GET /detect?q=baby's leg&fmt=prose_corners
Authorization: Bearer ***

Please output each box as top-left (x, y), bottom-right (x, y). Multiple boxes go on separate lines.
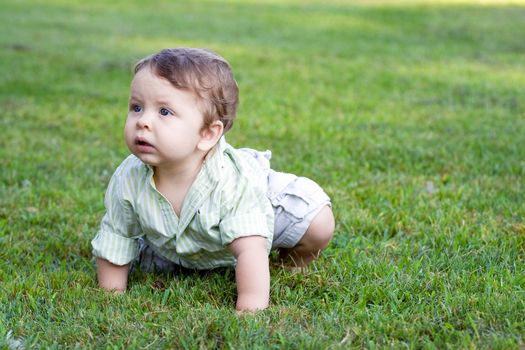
top-left (268, 170), bottom-right (335, 268)
top-left (279, 205), bottom-right (334, 267)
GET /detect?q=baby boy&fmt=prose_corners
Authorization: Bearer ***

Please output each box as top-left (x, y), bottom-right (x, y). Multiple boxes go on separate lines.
top-left (91, 48), bottom-right (335, 311)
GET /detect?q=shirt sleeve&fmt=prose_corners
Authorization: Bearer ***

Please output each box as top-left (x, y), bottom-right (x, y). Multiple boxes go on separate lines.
top-left (91, 167), bottom-right (143, 266)
top-left (219, 177), bottom-right (274, 252)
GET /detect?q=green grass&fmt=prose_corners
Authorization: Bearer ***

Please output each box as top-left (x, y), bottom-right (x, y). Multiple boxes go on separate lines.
top-left (1, 0), bottom-right (524, 348)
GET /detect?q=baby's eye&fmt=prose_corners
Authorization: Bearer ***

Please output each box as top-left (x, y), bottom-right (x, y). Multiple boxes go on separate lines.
top-left (159, 108), bottom-right (172, 116)
top-left (132, 104), bottom-right (142, 113)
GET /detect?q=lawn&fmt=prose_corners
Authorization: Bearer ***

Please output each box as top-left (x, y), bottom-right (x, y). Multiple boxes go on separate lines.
top-left (1, 0), bottom-right (524, 348)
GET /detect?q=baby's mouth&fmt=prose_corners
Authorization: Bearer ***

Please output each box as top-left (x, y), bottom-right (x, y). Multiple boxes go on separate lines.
top-left (136, 138), bottom-right (153, 147)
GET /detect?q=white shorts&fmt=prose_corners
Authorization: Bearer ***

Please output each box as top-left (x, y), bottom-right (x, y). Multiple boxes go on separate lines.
top-left (237, 148), bottom-right (331, 248)
top-left (268, 169), bottom-right (331, 248)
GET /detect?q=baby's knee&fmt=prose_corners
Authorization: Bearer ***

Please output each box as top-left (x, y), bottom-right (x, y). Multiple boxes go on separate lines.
top-left (302, 206), bottom-right (335, 250)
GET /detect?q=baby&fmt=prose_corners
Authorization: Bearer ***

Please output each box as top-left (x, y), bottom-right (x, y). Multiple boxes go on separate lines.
top-left (91, 48), bottom-right (335, 311)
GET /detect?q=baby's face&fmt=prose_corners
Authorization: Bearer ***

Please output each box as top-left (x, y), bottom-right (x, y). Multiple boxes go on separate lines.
top-left (124, 66), bottom-right (206, 169)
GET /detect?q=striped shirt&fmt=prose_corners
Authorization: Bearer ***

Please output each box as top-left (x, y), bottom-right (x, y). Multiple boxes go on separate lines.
top-left (91, 137), bottom-right (274, 269)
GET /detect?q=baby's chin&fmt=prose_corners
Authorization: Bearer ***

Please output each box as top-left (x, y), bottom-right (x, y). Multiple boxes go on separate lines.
top-left (130, 150), bottom-right (158, 166)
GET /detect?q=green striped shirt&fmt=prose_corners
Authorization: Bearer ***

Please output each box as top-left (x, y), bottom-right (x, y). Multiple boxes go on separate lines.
top-left (91, 137), bottom-right (274, 269)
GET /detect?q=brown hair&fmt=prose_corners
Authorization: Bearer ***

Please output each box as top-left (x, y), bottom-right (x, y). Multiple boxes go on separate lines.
top-left (134, 48), bottom-right (239, 133)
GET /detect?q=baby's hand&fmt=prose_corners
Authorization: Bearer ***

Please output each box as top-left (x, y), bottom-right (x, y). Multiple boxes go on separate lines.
top-left (236, 309), bottom-right (256, 316)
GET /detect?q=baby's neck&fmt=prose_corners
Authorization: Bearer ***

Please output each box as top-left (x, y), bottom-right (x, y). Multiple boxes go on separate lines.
top-left (153, 156), bottom-right (206, 217)
top-left (153, 155), bottom-right (205, 186)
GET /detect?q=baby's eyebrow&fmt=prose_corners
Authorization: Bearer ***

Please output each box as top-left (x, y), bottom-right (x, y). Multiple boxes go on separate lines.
top-left (156, 99), bottom-right (173, 106)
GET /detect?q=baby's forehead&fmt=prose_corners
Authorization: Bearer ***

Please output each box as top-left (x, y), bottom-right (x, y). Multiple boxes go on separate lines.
top-left (130, 69), bottom-right (167, 91)
top-left (130, 71), bottom-right (201, 104)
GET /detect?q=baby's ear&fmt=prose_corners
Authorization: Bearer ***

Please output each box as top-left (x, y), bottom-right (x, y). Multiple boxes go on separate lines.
top-left (198, 120), bottom-right (224, 151)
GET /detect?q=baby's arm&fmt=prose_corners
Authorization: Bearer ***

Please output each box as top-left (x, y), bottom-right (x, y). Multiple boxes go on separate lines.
top-left (228, 236), bottom-right (270, 312)
top-left (96, 258), bottom-right (129, 293)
